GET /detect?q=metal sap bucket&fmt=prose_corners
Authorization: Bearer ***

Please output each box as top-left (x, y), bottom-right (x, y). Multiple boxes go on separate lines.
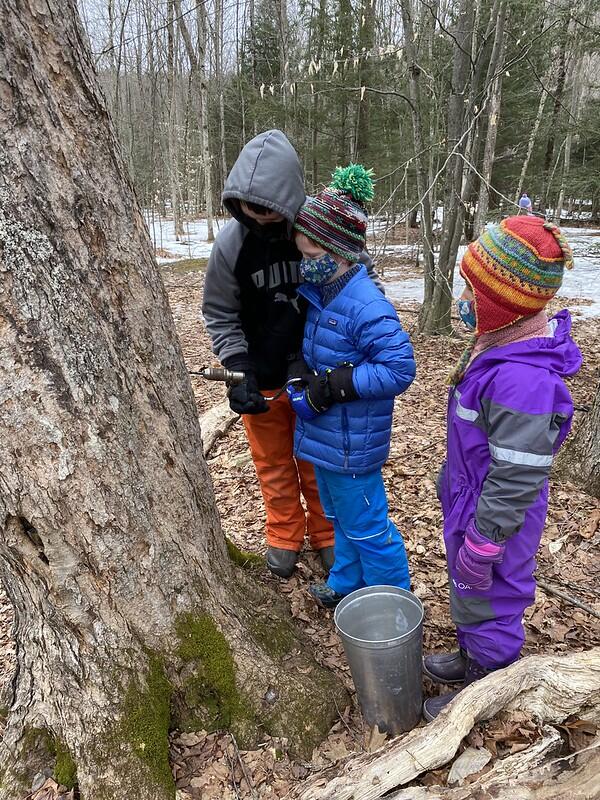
top-left (334, 585), bottom-right (424, 735)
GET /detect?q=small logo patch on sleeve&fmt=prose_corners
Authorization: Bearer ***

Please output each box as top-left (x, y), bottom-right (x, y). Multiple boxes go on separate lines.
top-left (328, 318), bottom-right (338, 326)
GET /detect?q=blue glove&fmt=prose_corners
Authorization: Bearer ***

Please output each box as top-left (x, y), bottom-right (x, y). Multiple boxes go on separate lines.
top-left (286, 384), bottom-right (320, 420)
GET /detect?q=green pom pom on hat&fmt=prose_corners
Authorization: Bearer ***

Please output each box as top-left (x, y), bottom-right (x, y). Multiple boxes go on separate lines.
top-left (294, 162), bottom-right (374, 262)
top-left (330, 163), bottom-right (375, 204)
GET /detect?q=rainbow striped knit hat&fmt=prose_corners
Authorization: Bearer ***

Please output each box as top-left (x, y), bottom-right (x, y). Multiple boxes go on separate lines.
top-left (294, 164), bottom-right (374, 262)
top-left (460, 215), bottom-right (574, 335)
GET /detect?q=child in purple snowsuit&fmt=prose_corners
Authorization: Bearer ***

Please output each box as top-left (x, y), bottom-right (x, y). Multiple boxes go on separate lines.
top-left (423, 215), bottom-right (582, 720)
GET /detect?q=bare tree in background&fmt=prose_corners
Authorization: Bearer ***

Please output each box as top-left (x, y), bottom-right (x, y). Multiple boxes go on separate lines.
top-left (556, 384), bottom-right (600, 499)
top-left (167, 0), bottom-right (185, 238)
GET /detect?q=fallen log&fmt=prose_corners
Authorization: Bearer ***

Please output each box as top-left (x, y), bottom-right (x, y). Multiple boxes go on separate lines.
top-left (387, 725), bottom-right (562, 798)
top-left (387, 730), bottom-right (600, 799)
top-left (199, 400), bottom-right (239, 455)
top-left (286, 648), bottom-right (600, 800)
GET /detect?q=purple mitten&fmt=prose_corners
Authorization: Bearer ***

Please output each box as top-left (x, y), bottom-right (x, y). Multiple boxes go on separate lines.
top-left (455, 520), bottom-right (504, 591)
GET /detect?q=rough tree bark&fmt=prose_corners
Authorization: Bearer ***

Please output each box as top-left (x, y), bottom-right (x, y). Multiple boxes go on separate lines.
top-left (0, 3), bottom-right (347, 799)
top-left (555, 383), bottom-right (600, 499)
top-left (387, 729), bottom-right (600, 799)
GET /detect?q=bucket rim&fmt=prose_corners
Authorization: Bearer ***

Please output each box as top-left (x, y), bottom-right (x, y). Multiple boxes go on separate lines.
top-left (334, 585), bottom-right (424, 646)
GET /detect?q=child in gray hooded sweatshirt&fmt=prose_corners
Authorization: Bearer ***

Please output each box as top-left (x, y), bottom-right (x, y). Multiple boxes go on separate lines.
top-left (202, 130), bottom-right (335, 577)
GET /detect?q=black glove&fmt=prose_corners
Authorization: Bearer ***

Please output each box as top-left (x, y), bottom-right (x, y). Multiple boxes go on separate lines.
top-left (303, 366), bottom-right (359, 413)
top-left (223, 355), bottom-right (268, 415)
top-left (286, 353), bottom-right (310, 381)
top-left (303, 372), bottom-right (333, 413)
top-left (228, 373), bottom-right (269, 415)
top-left (327, 366), bottom-right (359, 404)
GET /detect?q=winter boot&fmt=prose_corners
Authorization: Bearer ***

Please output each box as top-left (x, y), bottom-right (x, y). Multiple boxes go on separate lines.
top-left (423, 648), bottom-right (467, 685)
top-left (266, 547), bottom-right (298, 578)
top-left (318, 546), bottom-right (335, 574)
top-left (309, 582), bottom-right (345, 609)
top-left (423, 656), bottom-right (492, 722)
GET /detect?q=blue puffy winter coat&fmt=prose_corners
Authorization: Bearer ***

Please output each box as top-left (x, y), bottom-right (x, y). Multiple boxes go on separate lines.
top-left (294, 266), bottom-right (416, 473)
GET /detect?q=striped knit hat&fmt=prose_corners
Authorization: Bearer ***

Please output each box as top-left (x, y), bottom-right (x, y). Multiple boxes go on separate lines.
top-left (294, 164), bottom-right (374, 262)
top-left (460, 215), bottom-right (573, 335)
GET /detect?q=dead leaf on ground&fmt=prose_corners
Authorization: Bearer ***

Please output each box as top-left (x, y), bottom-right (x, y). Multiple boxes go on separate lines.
top-left (364, 724), bottom-right (388, 753)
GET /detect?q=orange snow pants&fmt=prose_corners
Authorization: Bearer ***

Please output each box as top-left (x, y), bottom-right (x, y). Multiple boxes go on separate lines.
top-left (243, 391), bottom-right (334, 552)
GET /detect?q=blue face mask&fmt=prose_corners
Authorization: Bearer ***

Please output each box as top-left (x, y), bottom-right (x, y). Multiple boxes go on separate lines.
top-left (457, 299), bottom-right (477, 331)
top-left (300, 253), bottom-right (339, 285)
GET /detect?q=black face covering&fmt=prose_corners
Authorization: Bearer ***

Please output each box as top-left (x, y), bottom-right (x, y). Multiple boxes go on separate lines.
top-left (227, 199), bottom-right (289, 241)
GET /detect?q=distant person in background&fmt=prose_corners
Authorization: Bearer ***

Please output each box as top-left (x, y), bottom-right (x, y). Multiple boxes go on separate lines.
top-left (518, 193), bottom-right (533, 214)
top-left (423, 216), bottom-right (582, 720)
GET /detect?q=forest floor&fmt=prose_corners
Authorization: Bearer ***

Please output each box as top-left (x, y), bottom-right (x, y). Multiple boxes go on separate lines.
top-left (159, 256), bottom-right (600, 800)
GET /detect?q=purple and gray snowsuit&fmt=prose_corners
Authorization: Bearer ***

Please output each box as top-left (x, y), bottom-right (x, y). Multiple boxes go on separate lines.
top-left (440, 311), bottom-right (582, 669)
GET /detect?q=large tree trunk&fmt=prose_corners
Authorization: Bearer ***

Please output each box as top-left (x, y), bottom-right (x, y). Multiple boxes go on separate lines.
top-left (541, 40), bottom-right (568, 212)
top-left (472, 2), bottom-right (507, 238)
top-left (173, 0), bottom-right (215, 242)
top-left (555, 383), bottom-right (600, 499)
top-left (196, 1), bottom-right (215, 242)
top-left (554, 56), bottom-right (583, 225)
top-left (166, 0), bottom-right (185, 239)
top-left (514, 70), bottom-right (552, 203)
top-left (0, 3), bottom-right (346, 799)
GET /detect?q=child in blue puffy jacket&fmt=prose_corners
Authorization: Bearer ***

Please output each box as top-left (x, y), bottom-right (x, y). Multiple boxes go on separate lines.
top-left (288, 165), bottom-right (416, 607)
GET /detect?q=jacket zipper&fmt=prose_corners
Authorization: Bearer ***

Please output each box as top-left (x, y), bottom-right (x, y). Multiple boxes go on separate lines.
top-left (311, 309), bottom-right (324, 367)
top-left (342, 407), bottom-right (350, 468)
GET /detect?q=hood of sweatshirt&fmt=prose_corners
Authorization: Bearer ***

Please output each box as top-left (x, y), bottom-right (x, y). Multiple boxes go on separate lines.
top-left (222, 130), bottom-right (305, 234)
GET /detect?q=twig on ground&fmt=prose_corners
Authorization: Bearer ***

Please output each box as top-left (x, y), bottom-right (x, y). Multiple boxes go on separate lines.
top-left (537, 577), bottom-right (600, 619)
top-left (333, 695), bottom-right (363, 748)
top-left (225, 742), bottom-right (242, 800)
top-left (230, 733), bottom-right (259, 800)
top-left (569, 582), bottom-right (600, 599)
top-left (543, 577), bottom-right (600, 600)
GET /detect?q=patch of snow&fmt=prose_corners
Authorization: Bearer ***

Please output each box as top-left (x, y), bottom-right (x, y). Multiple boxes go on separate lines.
top-left (144, 212), bottom-right (224, 263)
